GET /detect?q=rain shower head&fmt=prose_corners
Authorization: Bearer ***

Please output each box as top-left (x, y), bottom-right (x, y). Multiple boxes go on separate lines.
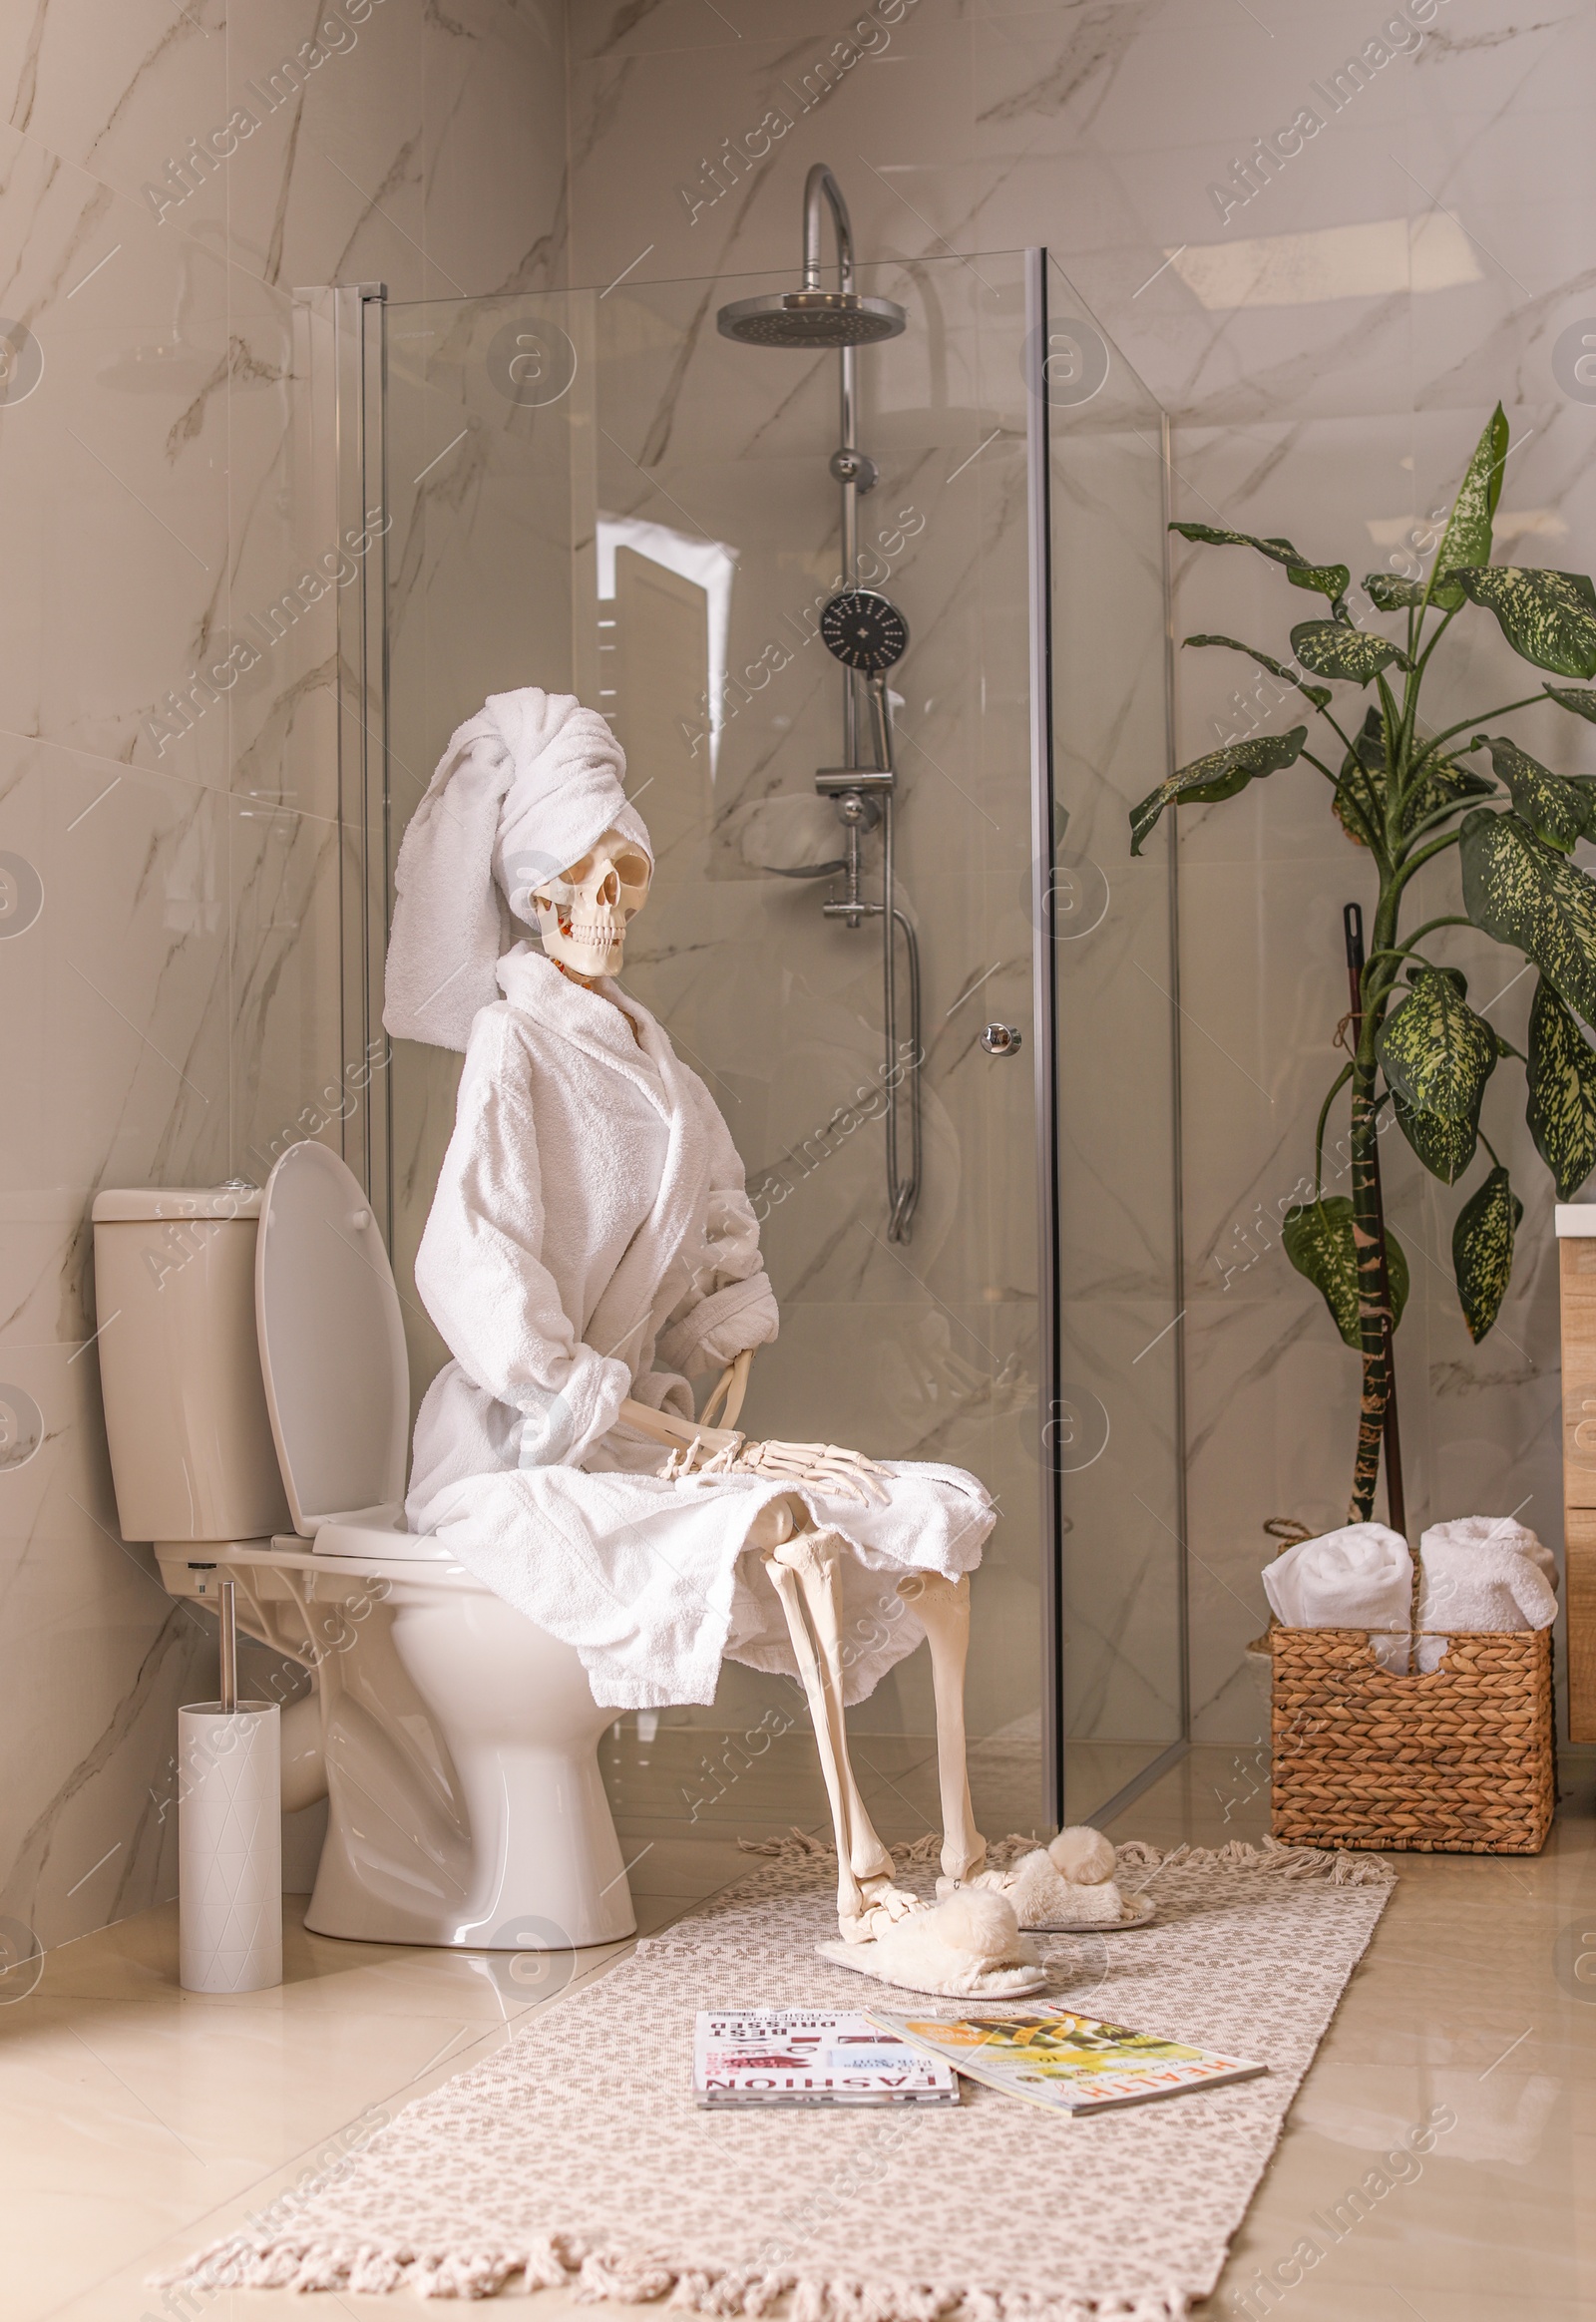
top-left (716, 289), bottom-right (906, 348)
top-left (715, 164), bottom-right (907, 349)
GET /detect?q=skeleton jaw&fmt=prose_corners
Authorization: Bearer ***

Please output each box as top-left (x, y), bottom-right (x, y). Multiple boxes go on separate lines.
top-left (544, 902), bottom-right (625, 976)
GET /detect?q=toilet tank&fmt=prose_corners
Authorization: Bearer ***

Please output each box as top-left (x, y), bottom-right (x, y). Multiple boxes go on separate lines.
top-left (91, 1185), bottom-right (292, 1544)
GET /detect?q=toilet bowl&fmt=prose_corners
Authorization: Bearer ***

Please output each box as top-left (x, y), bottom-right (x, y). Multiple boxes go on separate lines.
top-left (93, 1144), bottom-right (637, 1951)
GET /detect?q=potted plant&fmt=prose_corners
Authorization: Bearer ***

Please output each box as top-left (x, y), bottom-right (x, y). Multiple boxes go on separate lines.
top-left (1134, 404), bottom-right (1596, 1521)
top-left (1131, 407), bottom-right (1584, 1852)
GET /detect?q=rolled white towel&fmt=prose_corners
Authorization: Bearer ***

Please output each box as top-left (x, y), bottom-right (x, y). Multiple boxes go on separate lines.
top-left (1262, 1522), bottom-right (1412, 1631)
top-left (1415, 1518), bottom-right (1557, 1634)
top-left (1420, 1516), bottom-right (1556, 1588)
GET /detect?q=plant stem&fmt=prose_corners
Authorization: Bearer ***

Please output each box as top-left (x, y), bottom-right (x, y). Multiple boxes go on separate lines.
top-left (1397, 797), bottom-right (1477, 852)
top-left (1392, 914), bottom-right (1473, 951)
top-left (1392, 825), bottom-right (1465, 895)
top-left (1407, 695), bottom-right (1548, 778)
top-left (1347, 896), bottom-right (1401, 1526)
top-left (1314, 1062), bottom-right (1353, 1193)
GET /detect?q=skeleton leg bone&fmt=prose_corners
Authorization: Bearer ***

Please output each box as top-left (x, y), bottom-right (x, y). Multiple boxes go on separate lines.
top-left (899, 1571), bottom-right (987, 1884)
top-left (754, 1505), bottom-right (1045, 1995)
top-left (757, 1509), bottom-right (914, 1940)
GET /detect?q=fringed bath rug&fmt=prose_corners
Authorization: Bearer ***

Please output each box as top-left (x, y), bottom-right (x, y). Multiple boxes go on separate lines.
top-left (158, 1833), bottom-right (1394, 2316)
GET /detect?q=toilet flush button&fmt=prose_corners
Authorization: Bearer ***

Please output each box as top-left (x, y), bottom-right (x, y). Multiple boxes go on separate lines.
top-left (349, 1208), bottom-right (370, 1231)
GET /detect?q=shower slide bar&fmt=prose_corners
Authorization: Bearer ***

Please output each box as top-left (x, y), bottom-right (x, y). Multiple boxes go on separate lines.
top-left (720, 164), bottom-right (923, 1241)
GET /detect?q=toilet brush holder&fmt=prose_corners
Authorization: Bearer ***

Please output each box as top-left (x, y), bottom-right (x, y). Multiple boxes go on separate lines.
top-left (180, 1580), bottom-right (282, 1993)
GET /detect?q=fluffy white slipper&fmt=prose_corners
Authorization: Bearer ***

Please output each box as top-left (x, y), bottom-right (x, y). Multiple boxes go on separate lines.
top-left (817, 1888), bottom-right (1048, 1998)
top-left (962, 1827), bottom-right (1140, 1932)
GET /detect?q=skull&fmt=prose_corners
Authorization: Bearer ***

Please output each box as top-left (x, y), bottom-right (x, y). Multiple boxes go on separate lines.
top-left (531, 827), bottom-right (651, 977)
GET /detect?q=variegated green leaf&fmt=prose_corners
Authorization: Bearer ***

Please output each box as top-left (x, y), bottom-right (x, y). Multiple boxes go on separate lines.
top-left (1291, 621), bottom-right (1412, 684)
top-left (1184, 634), bottom-right (1333, 710)
top-left (1544, 683), bottom-right (1596, 722)
top-left (1128, 726), bottom-right (1308, 857)
top-left (1170, 524), bottom-right (1349, 604)
top-left (1286, 561), bottom-right (1355, 602)
top-left (1425, 403), bottom-right (1508, 610)
top-left (1351, 704), bottom-right (1386, 771)
top-left (1470, 732), bottom-right (1595, 852)
top-left (1171, 522), bottom-right (1306, 566)
top-left (1365, 573), bottom-right (1427, 609)
top-left (1448, 568), bottom-right (1596, 679)
top-left (1451, 1165), bottom-right (1521, 1342)
top-left (1283, 1197), bottom-right (1408, 1350)
top-left (1526, 975), bottom-right (1596, 1199)
top-left (1394, 1090), bottom-right (1478, 1185)
top-left (1375, 965), bottom-right (1498, 1120)
top-left (1333, 782), bottom-right (1376, 848)
top-left (1459, 808), bottom-right (1596, 1024)
top-left (1401, 749), bottom-right (1495, 834)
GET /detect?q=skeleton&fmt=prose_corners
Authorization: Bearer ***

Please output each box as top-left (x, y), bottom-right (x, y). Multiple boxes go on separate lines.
top-left (531, 831), bottom-right (1040, 1992)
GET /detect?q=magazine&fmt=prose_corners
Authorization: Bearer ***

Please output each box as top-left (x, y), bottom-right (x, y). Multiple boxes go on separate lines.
top-left (693, 2010), bottom-right (961, 2107)
top-left (868, 2007), bottom-right (1268, 2116)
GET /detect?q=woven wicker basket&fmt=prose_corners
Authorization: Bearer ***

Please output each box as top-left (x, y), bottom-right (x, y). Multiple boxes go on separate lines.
top-left (1270, 1627), bottom-right (1555, 1854)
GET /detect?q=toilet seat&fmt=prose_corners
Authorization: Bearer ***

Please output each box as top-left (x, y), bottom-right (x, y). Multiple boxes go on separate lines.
top-left (255, 1141), bottom-right (413, 1543)
top-left (253, 1144), bottom-right (461, 1567)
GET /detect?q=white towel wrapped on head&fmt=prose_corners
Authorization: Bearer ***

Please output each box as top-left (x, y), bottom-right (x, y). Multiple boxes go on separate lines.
top-left (384, 687), bottom-right (650, 1053)
top-left (1262, 1522), bottom-right (1412, 1632)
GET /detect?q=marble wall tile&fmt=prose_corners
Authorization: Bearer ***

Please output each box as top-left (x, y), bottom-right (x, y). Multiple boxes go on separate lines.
top-left (0, 0), bottom-right (228, 231)
top-left (224, 0), bottom-right (430, 299)
top-left (227, 795), bottom-right (344, 1179)
top-left (0, 125), bottom-right (233, 780)
top-left (422, 0), bottom-right (570, 298)
top-left (0, 0), bottom-right (568, 1954)
top-left (0, 734), bottom-right (230, 1201)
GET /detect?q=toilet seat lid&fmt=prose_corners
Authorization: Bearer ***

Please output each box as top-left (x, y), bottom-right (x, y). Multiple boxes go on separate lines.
top-left (255, 1142), bottom-right (410, 1532)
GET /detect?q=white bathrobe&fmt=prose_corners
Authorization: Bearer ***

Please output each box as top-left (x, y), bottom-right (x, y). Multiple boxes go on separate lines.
top-left (406, 946), bottom-right (995, 1709)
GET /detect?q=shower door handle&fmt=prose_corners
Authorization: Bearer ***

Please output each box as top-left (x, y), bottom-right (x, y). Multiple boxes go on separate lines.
top-left (980, 1021), bottom-right (1023, 1057)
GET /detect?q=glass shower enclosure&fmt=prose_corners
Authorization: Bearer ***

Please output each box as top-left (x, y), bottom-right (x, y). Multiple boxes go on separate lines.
top-left (295, 246), bottom-right (1186, 1848)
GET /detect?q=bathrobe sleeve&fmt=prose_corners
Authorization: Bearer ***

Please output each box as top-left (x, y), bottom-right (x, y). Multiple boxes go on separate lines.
top-left (414, 1008), bottom-right (633, 1467)
top-left (653, 1074), bottom-right (779, 1378)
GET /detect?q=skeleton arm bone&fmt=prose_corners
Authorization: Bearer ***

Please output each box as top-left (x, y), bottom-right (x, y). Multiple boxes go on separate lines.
top-left (616, 1397), bottom-right (741, 1457)
top-left (615, 1350), bottom-right (752, 1454)
top-left (700, 1349), bottom-right (753, 1431)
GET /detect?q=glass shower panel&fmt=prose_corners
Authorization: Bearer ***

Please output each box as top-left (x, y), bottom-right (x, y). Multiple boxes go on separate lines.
top-left (1043, 259), bottom-right (1187, 1821)
top-left (381, 293), bottom-right (584, 1422)
top-left (369, 250), bottom-right (1182, 1854)
top-left (584, 251), bottom-right (1042, 1832)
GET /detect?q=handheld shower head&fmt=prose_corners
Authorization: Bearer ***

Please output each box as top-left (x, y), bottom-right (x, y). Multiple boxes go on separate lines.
top-left (819, 588), bottom-right (909, 672)
top-left (817, 589), bottom-right (908, 780)
top-left (715, 165), bottom-right (906, 348)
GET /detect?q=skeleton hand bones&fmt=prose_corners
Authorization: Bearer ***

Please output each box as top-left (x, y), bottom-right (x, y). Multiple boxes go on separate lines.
top-left (617, 1354), bottom-right (890, 1505)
